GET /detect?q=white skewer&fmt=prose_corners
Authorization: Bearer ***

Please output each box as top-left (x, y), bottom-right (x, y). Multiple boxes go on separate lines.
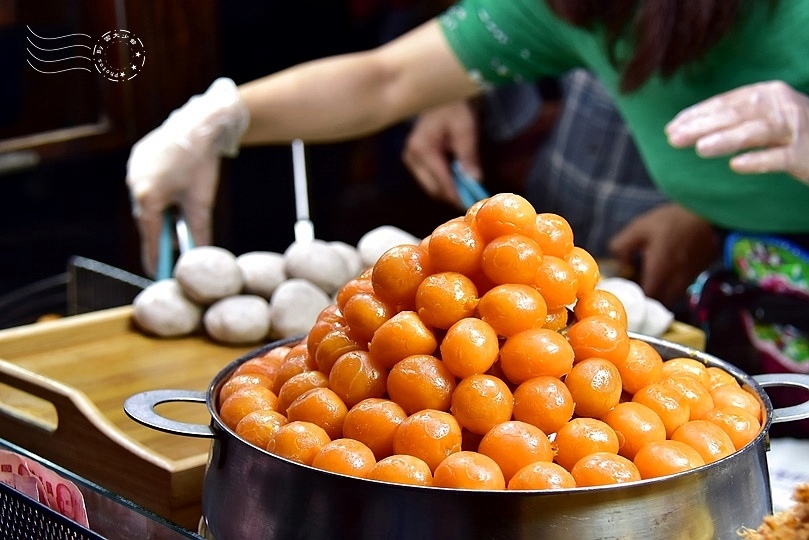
top-left (292, 138), bottom-right (315, 244)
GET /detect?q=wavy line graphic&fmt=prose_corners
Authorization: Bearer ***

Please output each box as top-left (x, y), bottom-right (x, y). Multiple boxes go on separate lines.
top-left (26, 60), bottom-right (91, 74)
top-left (27, 37), bottom-right (91, 52)
top-left (26, 25), bottom-right (94, 74)
top-left (27, 26), bottom-right (91, 40)
top-left (27, 49), bottom-right (91, 63)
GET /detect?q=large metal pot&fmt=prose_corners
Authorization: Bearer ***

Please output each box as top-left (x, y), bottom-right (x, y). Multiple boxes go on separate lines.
top-left (125, 334), bottom-right (809, 540)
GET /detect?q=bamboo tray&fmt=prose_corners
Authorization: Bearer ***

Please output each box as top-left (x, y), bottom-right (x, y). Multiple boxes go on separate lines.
top-left (0, 306), bottom-right (255, 531)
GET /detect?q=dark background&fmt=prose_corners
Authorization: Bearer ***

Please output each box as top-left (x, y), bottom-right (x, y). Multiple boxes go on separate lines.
top-left (0, 0), bottom-right (457, 317)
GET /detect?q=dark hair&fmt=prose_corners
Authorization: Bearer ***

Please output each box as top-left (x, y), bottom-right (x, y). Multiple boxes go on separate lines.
top-left (545, 0), bottom-right (743, 92)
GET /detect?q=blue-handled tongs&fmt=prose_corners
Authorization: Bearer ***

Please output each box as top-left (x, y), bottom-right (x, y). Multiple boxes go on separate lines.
top-left (452, 160), bottom-right (490, 209)
top-left (155, 210), bottom-right (195, 281)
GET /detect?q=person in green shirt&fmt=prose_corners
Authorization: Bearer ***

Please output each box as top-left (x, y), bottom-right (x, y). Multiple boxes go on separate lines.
top-left (127, 0), bottom-right (809, 280)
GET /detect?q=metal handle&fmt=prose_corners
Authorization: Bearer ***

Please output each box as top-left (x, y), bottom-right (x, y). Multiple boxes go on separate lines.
top-left (753, 373), bottom-right (809, 424)
top-left (123, 389), bottom-right (215, 438)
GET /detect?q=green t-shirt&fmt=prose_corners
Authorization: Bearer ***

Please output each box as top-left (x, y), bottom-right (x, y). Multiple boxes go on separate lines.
top-left (439, 0), bottom-right (809, 233)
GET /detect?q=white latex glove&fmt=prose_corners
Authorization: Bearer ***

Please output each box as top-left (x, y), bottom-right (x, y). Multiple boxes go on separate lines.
top-left (401, 100), bottom-right (481, 208)
top-left (666, 80), bottom-right (809, 183)
top-left (126, 77), bottom-right (250, 277)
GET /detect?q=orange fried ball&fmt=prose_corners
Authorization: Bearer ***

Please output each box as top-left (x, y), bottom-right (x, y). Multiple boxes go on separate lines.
top-left (705, 366), bottom-right (739, 391)
top-left (564, 246), bottom-right (600, 298)
top-left (508, 461), bottom-right (576, 490)
top-left (371, 244), bottom-right (432, 310)
top-left (342, 291), bottom-right (395, 346)
top-left (611, 339), bottom-right (664, 395)
top-left (428, 218), bottom-right (485, 276)
top-left (219, 385), bottom-right (279, 431)
top-left (633, 440), bottom-right (705, 480)
top-left (543, 306), bottom-right (570, 332)
top-left (566, 315), bottom-right (631, 366)
top-left (387, 354), bottom-right (456, 415)
top-left (273, 343), bottom-right (318, 395)
top-left (219, 372), bottom-right (275, 407)
top-left (313, 328), bottom-right (362, 376)
top-left (511, 376), bottom-right (575, 435)
top-left (267, 421), bottom-right (331, 465)
top-left (450, 375), bottom-right (514, 436)
top-left (478, 420), bottom-right (554, 483)
top-left (286, 387), bottom-right (348, 441)
top-left (527, 212), bottom-right (574, 258)
top-left (415, 271), bottom-right (479, 330)
top-left (433, 451), bottom-right (506, 490)
top-left (311, 438), bottom-right (377, 478)
top-left (276, 370), bottom-right (330, 414)
top-left (367, 454), bottom-right (434, 486)
top-left (368, 311), bottom-right (438, 369)
top-left (564, 357), bottom-right (623, 419)
top-left (480, 234), bottom-right (543, 286)
top-left (571, 452), bottom-right (641, 487)
top-left (473, 193), bottom-right (537, 241)
top-left (554, 418), bottom-right (620, 472)
top-left (601, 401), bottom-right (667, 460)
top-left (533, 256), bottom-right (579, 310)
top-left (670, 420), bottom-right (735, 464)
top-left (709, 384), bottom-right (762, 423)
top-left (306, 316), bottom-right (348, 361)
top-left (660, 357), bottom-right (711, 388)
top-left (335, 277), bottom-right (375, 312)
top-left (702, 406), bottom-right (761, 450)
top-left (439, 318), bottom-right (500, 378)
top-left (393, 409), bottom-right (463, 472)
top-left (632, 382), bottom-right (691, 438)
top-left (499, 327), bottom-right (575, 383)
top-left (573, 289), bottom-right (628, 330)
top-left (367, 310), bottom-right (438, 369)
top-left (232, 346), bottom-right (289, 382)
top-left (234, 409), bottom-right (288, 450)
top-left (343, 398), bottom-right (407, 460)
top-left (661, 376), bottom-right (715, 421)
top-left (328, 349), bottom-right (388, 409)
top-left (477, 284), bottom-right (548, 338)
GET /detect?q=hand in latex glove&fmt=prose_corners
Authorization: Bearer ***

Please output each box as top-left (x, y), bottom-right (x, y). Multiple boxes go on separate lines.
top-left (609, 203), bottom-right (720, 307)
top-left (666, 81), bottom-right (809, 183)
top-left (126, 78), bottom-right (250, 277)
top-left (402, 100), bottom-right (482, 207)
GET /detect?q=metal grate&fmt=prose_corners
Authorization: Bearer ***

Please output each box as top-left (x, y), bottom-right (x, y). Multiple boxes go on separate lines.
top-left (0, 480), bottom-right (105, 540)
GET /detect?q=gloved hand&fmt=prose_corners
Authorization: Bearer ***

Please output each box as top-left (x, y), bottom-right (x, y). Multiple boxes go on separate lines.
top-left (609, 203), bottom-right (720, 308)
top-left (666, 80), bottom-right (809, 183)
top-left (126, 77), bottom-right (250, 277)
top-left (402, 100), bottom-right (482, 208)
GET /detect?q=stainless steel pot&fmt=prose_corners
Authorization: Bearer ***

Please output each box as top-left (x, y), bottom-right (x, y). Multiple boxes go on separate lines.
top-left (125, 335), bottom-right (809, 540)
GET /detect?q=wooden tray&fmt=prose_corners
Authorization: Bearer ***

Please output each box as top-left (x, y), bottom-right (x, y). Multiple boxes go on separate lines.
top-left (0, 306), bottom-right (256, 531)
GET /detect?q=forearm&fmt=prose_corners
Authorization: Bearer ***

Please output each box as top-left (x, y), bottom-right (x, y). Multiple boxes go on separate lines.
top-left (238, 20), bottom-right (480, 145)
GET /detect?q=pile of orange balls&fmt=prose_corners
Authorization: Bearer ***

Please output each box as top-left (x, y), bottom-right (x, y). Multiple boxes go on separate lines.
top-left (217, 193), bottom-right (763, 490)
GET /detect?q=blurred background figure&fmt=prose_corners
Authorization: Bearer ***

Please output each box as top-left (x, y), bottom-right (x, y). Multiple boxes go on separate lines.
top-left (402, 70), bottom-right (721, 310)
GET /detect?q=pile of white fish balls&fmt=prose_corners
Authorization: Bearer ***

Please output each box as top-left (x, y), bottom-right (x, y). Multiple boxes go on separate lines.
top-left (132, 226), bottom-right (419, 345)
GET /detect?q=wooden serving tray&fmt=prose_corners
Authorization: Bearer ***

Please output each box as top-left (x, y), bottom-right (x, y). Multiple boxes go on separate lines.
top-left (0, 306), bottom-right (255, 531)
